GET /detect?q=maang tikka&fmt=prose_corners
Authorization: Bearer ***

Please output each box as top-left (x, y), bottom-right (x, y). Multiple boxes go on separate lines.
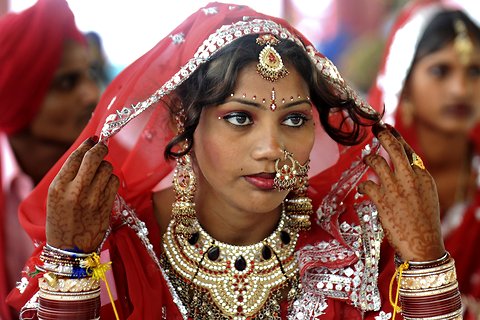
top-left (171, 109), bottom-right (197, 236)
top-left (256, 34), bottom-right (289, 82)
top-left (274, 150), bottom-right (313, 230)
top-left (454, 19), bottom-right (474, 66)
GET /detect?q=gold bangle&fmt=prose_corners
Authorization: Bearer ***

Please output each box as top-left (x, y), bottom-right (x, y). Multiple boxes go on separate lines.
top-left (395, 252), bottom-right (450, 269)
top-left (44, 244), bottom-right (91, 258)
top-left (400, 259), bottom-right (455, 276)
top-left (38, 288), bottom-right (101, 301)
top-left (399, 282), bottom-right (459, 297)
top-left (39, 276), bottom-right (100, 293)
top-left (400, 266), bottom-right (457, 290)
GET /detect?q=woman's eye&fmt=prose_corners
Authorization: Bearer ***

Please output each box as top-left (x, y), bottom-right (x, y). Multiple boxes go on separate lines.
top-left (282, 114), bottom-right (308, 127)
top-left (52, 73), bottom-right (80, 92)
top-left (429, 65), bottom-right (449, 78)
top-left (223, 112), bottom-right (253, 126)
top-left (468, 65), bottom-right (480, 77)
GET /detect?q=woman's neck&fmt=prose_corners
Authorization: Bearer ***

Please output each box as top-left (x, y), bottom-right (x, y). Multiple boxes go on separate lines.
top-left (415, 123), bottom-right (474, 212)
top-left (194, 194), bottom-right (282, 246)
top-left (415, 124), bottom-right (470, 169)
top-left (8, 131), bottom-right (70, 185)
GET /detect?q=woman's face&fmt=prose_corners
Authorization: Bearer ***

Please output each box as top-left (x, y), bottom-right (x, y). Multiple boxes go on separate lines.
top-left (30, 40), bottom-right (101, 145)
top-left (193, 63), bottom-right (314, 215)
top-left (404, 42), bottom-right (480, 134)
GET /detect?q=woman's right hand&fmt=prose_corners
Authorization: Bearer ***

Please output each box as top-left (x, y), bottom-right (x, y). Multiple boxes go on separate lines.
top-left (46, 137), bottom-right (119, 253)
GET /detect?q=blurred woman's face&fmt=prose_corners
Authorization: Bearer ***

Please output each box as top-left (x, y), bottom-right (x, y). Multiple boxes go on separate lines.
top-left (404, 42), bottom-right (480, 134)
top-left (30, 40), bottom-right (101, 145)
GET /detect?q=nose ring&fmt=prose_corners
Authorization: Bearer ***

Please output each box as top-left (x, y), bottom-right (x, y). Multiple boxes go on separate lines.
top-left (274, 150), bottom-right (297, 190)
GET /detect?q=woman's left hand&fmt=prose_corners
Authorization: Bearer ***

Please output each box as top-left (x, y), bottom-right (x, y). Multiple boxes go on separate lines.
top-left (358, 123), bottom-right (445, 261)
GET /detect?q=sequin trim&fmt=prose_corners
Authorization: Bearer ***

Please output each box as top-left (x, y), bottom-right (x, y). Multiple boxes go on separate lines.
top-left (294, 140), bottom-right (384, 314)
top-left (100, 16), bottom-right (376, 140)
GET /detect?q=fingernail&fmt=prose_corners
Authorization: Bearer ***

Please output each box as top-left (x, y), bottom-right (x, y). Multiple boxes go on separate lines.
top-left (385, 123), bottom-right (402, 139)
top-left (85, 136), bottom-right (96, 145)
top-left (372, 122), bottom-right (387, 137)
top-left (91, 135), bottom-right (99, 143)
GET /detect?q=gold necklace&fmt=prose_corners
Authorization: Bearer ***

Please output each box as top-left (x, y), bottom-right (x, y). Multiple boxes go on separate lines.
top-left (162, 205), bottom-right (299, 319)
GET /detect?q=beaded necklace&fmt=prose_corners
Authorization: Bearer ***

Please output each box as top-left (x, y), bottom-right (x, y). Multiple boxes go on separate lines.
top-left (161, 206), bottom-right (300, 319)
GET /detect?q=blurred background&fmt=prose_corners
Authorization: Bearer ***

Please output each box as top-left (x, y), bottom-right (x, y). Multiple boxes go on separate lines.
top-left (1, 0), bottom-right (479, 95)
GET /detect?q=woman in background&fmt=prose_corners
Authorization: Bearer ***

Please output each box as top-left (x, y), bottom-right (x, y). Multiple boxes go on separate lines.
top-left (369, 1), bottom-right (480, 318)
top-left (0, 0), bottom-right (100, 318)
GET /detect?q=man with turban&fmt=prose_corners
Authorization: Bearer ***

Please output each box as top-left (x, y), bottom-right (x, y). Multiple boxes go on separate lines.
top-left (0, 0), bottom-right (100, 318)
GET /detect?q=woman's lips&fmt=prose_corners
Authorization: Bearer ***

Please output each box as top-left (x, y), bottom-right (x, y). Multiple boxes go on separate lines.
top-left (443, 104), bottom-right (474, 118)
top-left (244, 173), bottom-right (275, 190)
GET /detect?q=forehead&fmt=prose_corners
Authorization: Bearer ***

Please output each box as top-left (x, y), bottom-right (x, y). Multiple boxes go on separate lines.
top-left (58, 40), bottom-right (89, 69)
top-left (419, 42), bottom-right (480, 64)
top-left (233, 63), bottom-right (309, 96)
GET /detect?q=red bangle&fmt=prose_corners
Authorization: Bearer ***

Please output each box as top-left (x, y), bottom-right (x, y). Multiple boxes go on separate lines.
top-left (38, 296), bottom-right (100, 320)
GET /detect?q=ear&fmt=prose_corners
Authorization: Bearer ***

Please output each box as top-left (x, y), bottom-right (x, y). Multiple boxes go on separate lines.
top-left (398, 92), bottom-right (414, 128)
top-left (399, 81), bottom-right (411, 103)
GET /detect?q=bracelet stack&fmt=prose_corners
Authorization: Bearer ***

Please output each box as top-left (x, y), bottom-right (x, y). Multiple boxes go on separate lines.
top-left (36, 244), bottom-right (101, 320)
top-left (394, 252), bottom-right (463, 320)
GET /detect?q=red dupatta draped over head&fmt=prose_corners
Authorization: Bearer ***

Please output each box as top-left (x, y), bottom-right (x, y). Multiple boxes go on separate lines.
top-left (0, 0), bottom-right (85, 135)
top-left (11, 2), bottom-right (382, 317)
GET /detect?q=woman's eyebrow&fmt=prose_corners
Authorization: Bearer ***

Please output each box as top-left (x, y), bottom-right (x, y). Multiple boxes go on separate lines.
top-left (227, 97), bottom-right (261, 108)
top-left (283, 99), bottom-right (311, 108)
top-left (226, 97), bottom-right (311, 109)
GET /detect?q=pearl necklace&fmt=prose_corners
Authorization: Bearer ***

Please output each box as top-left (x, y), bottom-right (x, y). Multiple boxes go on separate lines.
top-left (162, 206), bottom-right (299, 319)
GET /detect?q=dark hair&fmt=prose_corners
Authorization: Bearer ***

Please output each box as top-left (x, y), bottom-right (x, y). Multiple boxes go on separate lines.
top-left (411, 10), bottom-right (480, 68)
top-left (165, 34), bottom-right (379, 159)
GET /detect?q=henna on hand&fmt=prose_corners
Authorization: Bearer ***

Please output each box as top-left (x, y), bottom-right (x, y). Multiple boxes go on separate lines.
top-left (358, 124), bottom-right (445, 261)
top-left (46, 137), bottom-right (119, 253)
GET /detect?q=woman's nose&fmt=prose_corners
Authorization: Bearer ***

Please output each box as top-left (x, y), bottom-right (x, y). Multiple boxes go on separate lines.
top-left (448, 72), bottom-right (470, 99)
top-left (72, 74), bottom-right (101, 127)
top-left (81, 75), bottom-right (101, 107)
top-left (250, 125), bottom-right (284, 162)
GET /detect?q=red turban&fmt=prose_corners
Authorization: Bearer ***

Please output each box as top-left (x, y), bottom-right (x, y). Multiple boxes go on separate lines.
top-left (0, 0), bottom-right (85, 134)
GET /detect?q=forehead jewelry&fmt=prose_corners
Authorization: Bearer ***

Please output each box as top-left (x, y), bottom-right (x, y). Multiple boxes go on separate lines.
top-left (256, 34), bottom-right (289, 82)
top-left (454, 19), bottom-right (474, 66)
top-left (270, 87), bottom-right (277, 111)
top-left (229, 92), bottom-right (309, 106)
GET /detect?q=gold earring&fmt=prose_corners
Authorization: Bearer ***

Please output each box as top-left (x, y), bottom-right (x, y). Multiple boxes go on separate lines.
top-left (172, 153), bottom-right (197, 236)
top-left (400, 100), bottom-right (414, 127)
top-left (285, 160), bottom-right (312, 231)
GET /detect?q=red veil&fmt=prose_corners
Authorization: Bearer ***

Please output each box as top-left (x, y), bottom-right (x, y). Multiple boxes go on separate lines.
top-left (9, 3), bottom-right (393, 319)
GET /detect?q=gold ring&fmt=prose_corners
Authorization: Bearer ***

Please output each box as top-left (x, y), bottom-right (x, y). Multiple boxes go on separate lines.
top-left (411, 153), bottom-right (425, 170)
